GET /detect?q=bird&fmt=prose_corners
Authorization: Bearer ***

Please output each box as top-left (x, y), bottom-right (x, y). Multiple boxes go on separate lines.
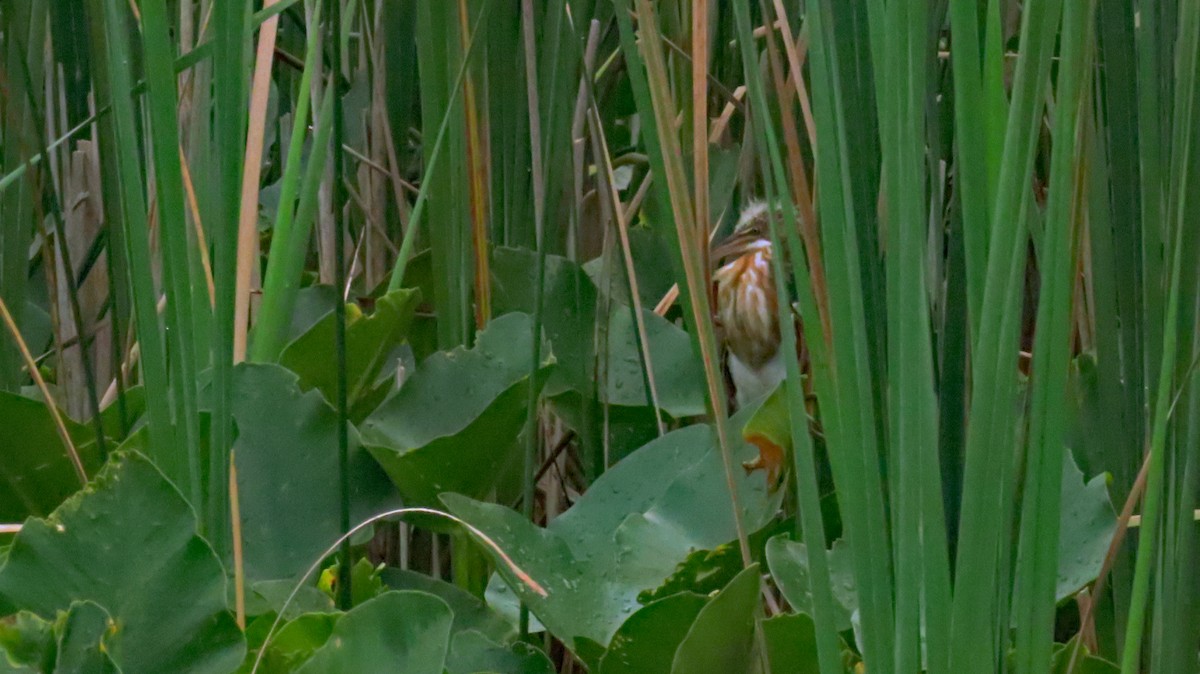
top-left (713, 201), bottom-right (787, 410)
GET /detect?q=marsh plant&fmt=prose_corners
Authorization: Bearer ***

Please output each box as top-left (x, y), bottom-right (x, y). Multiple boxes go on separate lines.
top-left (0, 0), bottom-right (1197, 672)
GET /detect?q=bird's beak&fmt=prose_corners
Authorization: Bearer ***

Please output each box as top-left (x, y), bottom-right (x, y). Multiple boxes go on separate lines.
top-left (711, 230), bottom-right (760, 261)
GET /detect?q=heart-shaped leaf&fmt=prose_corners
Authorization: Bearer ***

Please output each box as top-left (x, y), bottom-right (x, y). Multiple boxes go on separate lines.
top-left (233, 363), bottom-right (399, 582)
top-left (0, 452), bottom-right (244, 674)
top-left (361, 312), bottom-right (552, 507)
top-left (278, 288), bottom-right (420, 420)
top-left (294, 591), bottom-right (452, 674)
top-left (443, 407), bottom-right (782, 655)
top-left (669, 565), bottom-right (760, 674)
top-left (446, 630), bottom-right (555, 674)
top-left (492, 247), bottom-right (704, 416)
top-left (765, 536), bottom-right (858, 632)
top-left (598, 593), bottom-right (708, 674)
top-left (1055, 449), bottom-right (1116, 601)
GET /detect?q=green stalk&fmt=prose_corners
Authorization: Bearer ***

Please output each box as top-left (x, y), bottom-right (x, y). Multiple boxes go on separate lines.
top-left (1135, 0), bottom-right (1166, 403)
top-left (1095, 0), bottom-right (1147, 521)
top-left (251, 7), bottom-right (329, 363)
top-left (805, 0), bottom-right (897, 666)
top-left (139, 0), bottom-right (204, 511)
top-left (946, 0), bottom-right (989, 340)
top-left (518, 0), bottom-right (548, 638)
top-left (207, 0), bottom-right (251, 561)
top-left (326, 0), bottom-right (352, 612)
top-left (948, 0), bottom-right (1063, 669)
top-left (1158, 13), bottom-right (1200, 661)
top-left (980, 0), bottom-right (1009, 209)
top-left (865, 0), bottom-right (953, 671)
top-left (386, 0), bottom-right (492, 292)
top-left (95, 0), bottom-right (175, 472)
top-left (1121, 3), bottom-right (1200, 671)
top-left (1011, 2), bottom-right (1095, 672)
top-left (413, 1), bottom-right (470, 348)
top-left (83, 0), bottom-right (133, 441)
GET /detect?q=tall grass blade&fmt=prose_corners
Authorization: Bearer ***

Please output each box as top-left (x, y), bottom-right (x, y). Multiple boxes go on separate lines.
top-left (206, 0), bottom-right (251, 560)
top-left (805, 0), bottom-right (897, 666)
top-left (95, 0), bottom-right (175, 476)
top-left (865, 0), bottom-right (954, 671)
top-left (139, 0), bottom-right (205, 513)
top-left (949, 0), bottom-right (1063, 669)
top-left (1011, 2), bottom-right (1095, 672)
top-left (249, 0), bottom-right (324, 363)
top-left (1121, 3), bottom-right (1200, 671)
top-left (387, 1), bottom-right (492, 293)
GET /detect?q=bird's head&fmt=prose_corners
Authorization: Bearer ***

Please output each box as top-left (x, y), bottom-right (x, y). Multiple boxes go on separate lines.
top-left (712, 200), bottom-right (776, 262)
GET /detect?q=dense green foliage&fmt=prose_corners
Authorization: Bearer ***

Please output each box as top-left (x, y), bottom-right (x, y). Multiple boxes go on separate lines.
top-left (0, 0), bottom-right (1198, 672)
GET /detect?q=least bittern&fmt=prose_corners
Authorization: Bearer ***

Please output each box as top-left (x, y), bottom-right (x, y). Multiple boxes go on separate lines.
top-left (713, 201), bottom-right (787, 408)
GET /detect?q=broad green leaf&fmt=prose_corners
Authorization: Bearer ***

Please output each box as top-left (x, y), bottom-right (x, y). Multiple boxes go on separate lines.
top-left (669, 565), bottom-right (761, 674)
top-left (0, 611), bottom-right (51, 671)
top-left (492, 247), bottom-right (704, 416)
top-left (286, 285), bottom-right (341, 344)
top-left (243, 580), bottom-right (336, 621)
top-left (446, 630), bottom-right (555, 674)
top-left (53, 601), bottom-right (117, 674)
top-left (598, 593), bottom-right (708, 674)
top-left (1009, 449), bottom-right (1117, 610)
top-left (0, 391), bottom-right (100, 521)
top-left (547, 391), bottom-right (661, 466)
top-left (0, 602), bottom-right (118, 674)
top-left (97, 386), bottom-right (145, 441)
top-left (1054, 450), bottom-right (1117, 601)
top-left (295, 591), bottom-right (452, 674)
top-left (278, 288), bottom-right (420, 420)
top-left (241, 613), bottom-right (338, 674)
top-left (381, 568), bottom-right (515, 644)
top-left (637, 544), bottom-right (744, 604)
top-left (1049, 639), bottom-right (1119, 674)
top-left (765, 536), bottom-right (858, 631)
top-left (638, 518), bottom-right (791, 605)
top-left (444, 408), bottom-right (781, 654)
top-left (361, 312), bottom-right (551, 507)
top-left (17, 301), bottom-right (51, 362)
top-left (0, 452), bottom-right (244, 674)
top-left (581, 225), bottom-right (677, 309)
top-left (760, 613), bottom-right (824, 674)
top-left (601, 306), bottom-right (705, 416)
top-left (491, 248), bottom-right (594, 394)
top-left (740, 381), bottom-right (791, 452)
top-left (348, 558), bottom-right (387, 608)
top-left (232, 363), bottom-right (399, 582)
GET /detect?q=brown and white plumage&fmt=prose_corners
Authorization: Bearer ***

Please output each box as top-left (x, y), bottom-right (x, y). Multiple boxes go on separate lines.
top-left (713, 202), bottom-right (786, 407)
